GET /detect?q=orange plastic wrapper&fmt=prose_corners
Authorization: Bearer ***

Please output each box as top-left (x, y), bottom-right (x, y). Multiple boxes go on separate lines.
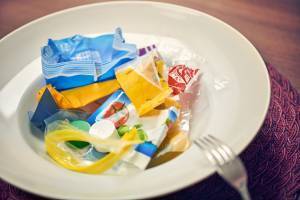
top-left (155, 59), bottom-right (169, 90)
top-left (36, 80), bottom-right (120, 109)
top-left (148, 121), bottom-right (190, 167)
top-left (159, 120), bottom-right (190, 152)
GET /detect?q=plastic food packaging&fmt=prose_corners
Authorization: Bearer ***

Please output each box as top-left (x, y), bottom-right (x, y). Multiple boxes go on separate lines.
top-left (121, 107), bottom-right (179, 169)
top-left (168, 64), bottom-right (200, 95)
top-left (45, 123), bottom-right (141, 174)
top-left (86, 89), bottom-right (179, 170)
top-left (138, 45), bottom-right (157, 57)
top-left (155, 120), bottom-right (190, 155)
top-left (79, 97), bottom-right (110, 115)
top-left (36, 79), bottom-right (120, 109)
top-left (139, 45), bottom-right (168, 88)
top-left (151, 70), bottom-right (201, 163)
top-left (30, 88), bottom-right (59, 131)
top-left (30, 29), bottom-right (221, 175)
top-left (115, 53), bottom-right (172, 116)
top-left (136, 46), bottom-right (202, 159)
top-left (44, 110), bottom-right (90, 149)
top-left (44, 111), bottom-right (143, 174)
top-left (87, 89), bottom-right (132, 126)
top-left (138, 46), bottom-right (203, 162)
top-left (41, 28), bottom-right (137, 90)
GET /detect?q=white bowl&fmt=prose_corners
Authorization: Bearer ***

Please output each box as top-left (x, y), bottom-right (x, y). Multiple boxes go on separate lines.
top-left (0, 1), bottom-right (270, 199)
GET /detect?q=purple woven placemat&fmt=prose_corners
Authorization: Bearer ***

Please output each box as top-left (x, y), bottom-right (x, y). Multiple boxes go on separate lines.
top-left (0, 64), bottom-right (299, 200)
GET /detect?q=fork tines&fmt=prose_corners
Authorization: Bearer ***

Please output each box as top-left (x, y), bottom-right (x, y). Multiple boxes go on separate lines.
top-left (194, 135), bottom-right (235, 166)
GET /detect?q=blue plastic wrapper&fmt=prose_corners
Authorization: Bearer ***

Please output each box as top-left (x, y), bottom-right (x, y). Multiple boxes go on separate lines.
top-left (41, 28), bottom-right (137, 90)
top-left (29, 88), bottom-right (59, 131)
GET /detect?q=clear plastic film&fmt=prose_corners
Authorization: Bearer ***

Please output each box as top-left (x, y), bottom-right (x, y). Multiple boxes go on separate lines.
top-left (44, 110), bottom-right (142, 174)
top-left (147, 41), bottom-right (230, 165)
top-left (115, 53), bottom-right (172, 116)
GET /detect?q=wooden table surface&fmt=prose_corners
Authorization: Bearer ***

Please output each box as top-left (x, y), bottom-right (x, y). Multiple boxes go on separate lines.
top-left (1, 0), bottom-right (299, 91)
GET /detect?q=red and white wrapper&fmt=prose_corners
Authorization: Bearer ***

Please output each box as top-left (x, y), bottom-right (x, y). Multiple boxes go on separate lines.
top-left (168, 64), bottom-right (200, 95)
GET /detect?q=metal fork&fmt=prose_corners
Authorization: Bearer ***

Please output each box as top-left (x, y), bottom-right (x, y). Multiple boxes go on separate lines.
top-left (194, 135), bottom-right (251, 200)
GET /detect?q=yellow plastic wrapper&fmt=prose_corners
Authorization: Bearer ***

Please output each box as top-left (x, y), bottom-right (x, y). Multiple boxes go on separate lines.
top-left (115, 56), bottom-right (172, 116)
top-left (37, 80), bottom-right (120, 109)
top-left (155, 59), bottom-right (169, 90)
top-left (155, 59), bottom-right (165, 79)
top-left (45, 123), bottom-right (141, 174)
top-left (158, 97), bottom-right (181, 110)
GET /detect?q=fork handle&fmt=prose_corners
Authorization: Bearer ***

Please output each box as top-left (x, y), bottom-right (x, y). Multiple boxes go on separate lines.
top-left (239, 184), bottom-right (251, 200)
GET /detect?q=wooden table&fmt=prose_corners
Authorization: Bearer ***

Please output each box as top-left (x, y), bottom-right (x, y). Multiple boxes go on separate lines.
top-left (1, 0), bottom-right (299, 91)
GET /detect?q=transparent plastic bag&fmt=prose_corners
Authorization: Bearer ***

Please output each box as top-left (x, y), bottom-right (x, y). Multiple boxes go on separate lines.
top-left (147, 41), bottom-right (230, 163)
top-left (44, 110), bottom-right (142, 174)
top-left (115, 53), bottom-right (172, 116)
